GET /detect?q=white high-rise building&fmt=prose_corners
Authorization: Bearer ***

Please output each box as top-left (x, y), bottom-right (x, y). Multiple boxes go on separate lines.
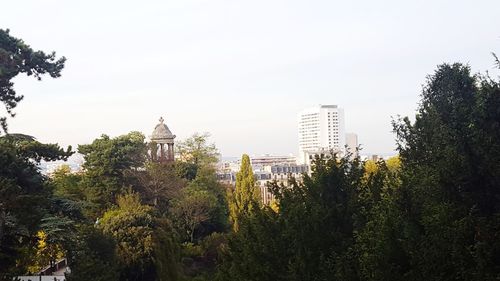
top-left (298, 105), bottom-right (345, 165)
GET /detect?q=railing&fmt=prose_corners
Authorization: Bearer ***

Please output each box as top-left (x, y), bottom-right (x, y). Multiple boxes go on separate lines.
top-left (15, 276), bottom-right (65, 281)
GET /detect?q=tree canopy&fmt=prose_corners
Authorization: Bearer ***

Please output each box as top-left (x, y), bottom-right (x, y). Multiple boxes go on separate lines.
top-left (0, 134), bottom-right (72, 279)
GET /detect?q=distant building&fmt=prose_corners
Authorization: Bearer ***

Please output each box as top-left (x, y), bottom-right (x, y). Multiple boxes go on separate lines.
top-left (345, 133), bottom-right (358, 158)
top-left (255, 164), bottom-right (308, 205)
top-left (250, 155), bottom-right (296, 166)
top-left (298, 105), bottom-right (346, 165)
top-left (217, 155), bottom-right (308, 205)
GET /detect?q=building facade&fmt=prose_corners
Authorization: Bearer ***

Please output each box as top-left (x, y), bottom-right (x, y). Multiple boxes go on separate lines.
top-left (298, 105), bottom-right (346, 165)
top-left (217, 155), bottom-right (308, 205)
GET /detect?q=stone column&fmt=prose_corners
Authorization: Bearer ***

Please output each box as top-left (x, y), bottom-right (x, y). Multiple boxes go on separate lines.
top-left (168, 143), bottom-right (174, 161)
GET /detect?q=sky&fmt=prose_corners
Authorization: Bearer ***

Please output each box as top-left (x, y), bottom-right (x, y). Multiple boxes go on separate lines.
top-left (2, 0), bottom-right (500, 157)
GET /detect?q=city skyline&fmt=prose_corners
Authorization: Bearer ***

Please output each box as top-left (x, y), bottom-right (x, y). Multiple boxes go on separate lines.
top-left (3, 0), bottom-right (500, 156)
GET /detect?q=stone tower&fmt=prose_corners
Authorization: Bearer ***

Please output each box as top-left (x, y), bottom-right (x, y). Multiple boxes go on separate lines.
top-left (150, 117), bottom-right (176, 162)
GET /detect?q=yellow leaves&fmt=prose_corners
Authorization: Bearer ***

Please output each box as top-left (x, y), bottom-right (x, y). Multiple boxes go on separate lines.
top-left (364, 156), bottom-right (401, 179)
top-left (52, 164), bottom-right (71, 178)
top-left (27, 230), bottom-right (65, 273)
top-left (269, 199), bottom-right (279, 213)
top-left (364, 160), bottom-right (378, 177)
top-left (386, 156), bottom-right (401, 172)
top-left (36, 230), bottom-right (47, 249)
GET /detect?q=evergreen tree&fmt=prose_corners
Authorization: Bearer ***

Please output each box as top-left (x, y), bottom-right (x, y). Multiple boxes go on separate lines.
top-left (227, 154), bottom-right (260, 231)
top-left (390, 63), bottom-right (500, 281)
top-left (0, 134), bottom-right (72, 279)
top-left (78, 132), bottom-right (147, 217)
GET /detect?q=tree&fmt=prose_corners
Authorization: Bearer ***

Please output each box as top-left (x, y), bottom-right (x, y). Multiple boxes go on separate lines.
top-left (99, 192), bottom-right (179, 281)
top-left (177, 133), bottom-right (219, 168)
top-left (391, 62), bottom-right (500, 280)
top-left (65, 225), bottom-right (120, 281)
top-left (0, 29), bottom-right (65, 133)
top-left (172, 188), bottom-right (217, 243)
top-left (99, 192), bottom-right (155, 279)
top-left (79, 132), bottom-right (147, 180)
top-left (78, 132), bottom-right (147, 217)
top-left (0, 134), bottom-right (72, 279)
top-left (227, 154), bottom-right (260, 231)
top-left (51, 165), bottom-right (85, 202)
top-left (356, 159), bottom-right (407, 281)
top-left (215, 207), bottom-right (285, 281)
top-left (135, 162), bottom-right (185, 212)
top-left (185, 166), bottom-right (229, 236)
top-left (176, 133), bottom-right (219, 180)
top-left (28, 230), bottom-right (65, 274)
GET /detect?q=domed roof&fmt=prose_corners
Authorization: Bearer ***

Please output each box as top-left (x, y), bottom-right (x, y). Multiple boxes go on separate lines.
top-left (151, 117), bottom-right (176, 141)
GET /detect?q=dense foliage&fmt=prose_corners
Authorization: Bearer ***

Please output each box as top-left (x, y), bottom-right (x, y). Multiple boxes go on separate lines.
top-left (0, 135), bottom-right (72, 280)
top-left (216, 63), bottom-right (500, 281)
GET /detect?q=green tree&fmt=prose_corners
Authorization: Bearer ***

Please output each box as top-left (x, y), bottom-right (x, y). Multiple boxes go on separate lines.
top-left (65, 225), bottom-right (120, 281)
top-left (185, 166), bottom-right (229, 236)
top-left (99, 192), bottom-right (179, 281)
top-left (0, 134), bottom-right (72, 279)
top-left (51, 165), bottom-right (85, 202)
top-left (177, 133), bottom-right (219, 168)
top-left (390, 63), bottom-right (500, 281)
top-left (135, 162), bottom-right (185, 213)
top-left (78, 132), bottom-right (147, 217)
top-left (176, 133), bottom-right (219, 180)
top-left (0, 29), bottom-right (65, 133)
top-left (172, 188), bottom-right (217, 243)
top-left (227, 154), bottom-right (260, 231)
top-left (355, 160), bottom-right (407, 281)
top-left (215, 207), bottom-right (285, 281)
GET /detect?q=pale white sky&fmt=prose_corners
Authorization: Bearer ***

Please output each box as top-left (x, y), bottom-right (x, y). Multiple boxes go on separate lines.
top-left (2, 0), bottom-right (500, 156)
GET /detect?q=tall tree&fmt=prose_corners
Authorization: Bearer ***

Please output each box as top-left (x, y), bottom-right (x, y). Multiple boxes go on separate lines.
top-left (0, 29), bottom-right (65, 133)
top-left (391, 63), bottom-right (500, 280)
top-left (227, 154), bottom-right (260, 231)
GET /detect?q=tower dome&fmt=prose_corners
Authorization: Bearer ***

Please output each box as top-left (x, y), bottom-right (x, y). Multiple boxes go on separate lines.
top-left (151, 117), bottom-right (176, 143)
